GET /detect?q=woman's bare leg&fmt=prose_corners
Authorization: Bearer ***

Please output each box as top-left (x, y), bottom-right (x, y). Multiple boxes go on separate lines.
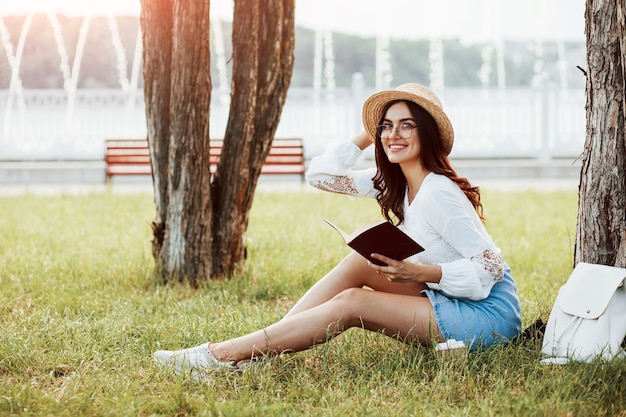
top-left (285, 251), bottom-right (428, 318)
top-left (209, 286), bottom-right (442, 362)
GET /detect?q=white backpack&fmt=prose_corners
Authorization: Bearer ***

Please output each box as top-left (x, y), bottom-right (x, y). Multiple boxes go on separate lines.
top-left (541, 262), bottom-right (626, 364)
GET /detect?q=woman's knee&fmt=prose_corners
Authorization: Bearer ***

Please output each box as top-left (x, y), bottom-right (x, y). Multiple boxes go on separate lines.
top-left (328, 288), bottom-right (371, 324)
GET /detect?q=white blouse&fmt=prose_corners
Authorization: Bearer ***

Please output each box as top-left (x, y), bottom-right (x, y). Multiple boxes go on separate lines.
top-left (305, 141), bottom-right (504, 301)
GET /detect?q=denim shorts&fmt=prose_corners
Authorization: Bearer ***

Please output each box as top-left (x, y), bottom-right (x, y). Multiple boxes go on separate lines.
top-left (424, 264), bottom-right (522, 350)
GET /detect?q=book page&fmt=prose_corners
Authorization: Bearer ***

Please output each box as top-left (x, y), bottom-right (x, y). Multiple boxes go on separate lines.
top-left (323, 218), bottom-right (350, 243)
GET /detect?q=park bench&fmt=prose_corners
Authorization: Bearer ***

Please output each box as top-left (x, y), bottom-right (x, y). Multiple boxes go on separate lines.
top-left (104, 138), bottom-right (305, 183)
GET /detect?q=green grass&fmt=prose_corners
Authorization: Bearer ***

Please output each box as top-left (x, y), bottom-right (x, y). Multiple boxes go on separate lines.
top-left (0, 187), bottom-right (624, 417)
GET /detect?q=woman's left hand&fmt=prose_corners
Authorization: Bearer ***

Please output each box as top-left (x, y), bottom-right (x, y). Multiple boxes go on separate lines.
top-left (368, 253), bottom-right (420, 283)
top-left (368, 253), bottom-right (442, 284)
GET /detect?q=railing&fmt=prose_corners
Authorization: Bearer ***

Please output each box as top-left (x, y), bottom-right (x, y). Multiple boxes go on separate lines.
top-left (0, 86), bottom-right (585, 161)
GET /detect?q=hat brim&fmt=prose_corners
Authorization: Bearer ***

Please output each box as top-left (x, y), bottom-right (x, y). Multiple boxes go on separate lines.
top-left (361, 87), bottom-right (454, 155)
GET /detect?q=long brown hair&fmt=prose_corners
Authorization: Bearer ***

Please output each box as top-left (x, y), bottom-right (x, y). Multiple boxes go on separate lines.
top-left (372, 100), bottom-right (484, 224)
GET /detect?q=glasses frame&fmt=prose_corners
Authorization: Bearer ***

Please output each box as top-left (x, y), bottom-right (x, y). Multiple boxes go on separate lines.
top-left (376, 123), bottom-right (418, 139)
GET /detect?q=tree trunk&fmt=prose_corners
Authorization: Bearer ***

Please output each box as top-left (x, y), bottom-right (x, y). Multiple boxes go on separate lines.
top-left (141, 0), bottom-right (213, 284)
top-left (576, 0), bottom-right (626, 268)
top-left (210, 0), bottom-right (295, 277)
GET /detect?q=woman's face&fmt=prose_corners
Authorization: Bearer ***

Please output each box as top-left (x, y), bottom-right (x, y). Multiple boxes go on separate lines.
top-left (379, 101), bottom-right (421, 165)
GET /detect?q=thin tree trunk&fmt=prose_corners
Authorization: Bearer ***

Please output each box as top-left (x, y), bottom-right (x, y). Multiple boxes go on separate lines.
top-left (210, 0), bottom-right (295, 277)
top-left (248, 0), bottom-right (296, 189)
top-left (576, 0), bottom-right (626, 268)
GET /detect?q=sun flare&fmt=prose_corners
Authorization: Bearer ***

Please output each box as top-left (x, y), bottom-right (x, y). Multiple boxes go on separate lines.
top-left (0, 0), bottom-right (140, 16)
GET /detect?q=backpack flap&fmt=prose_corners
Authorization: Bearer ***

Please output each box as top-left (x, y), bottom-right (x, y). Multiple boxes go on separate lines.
top-left (558, 262), bottom-right (626, 319)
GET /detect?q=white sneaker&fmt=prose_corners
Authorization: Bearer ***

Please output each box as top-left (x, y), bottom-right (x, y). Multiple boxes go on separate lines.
top-left (154, 343), bottom-right (235, 381)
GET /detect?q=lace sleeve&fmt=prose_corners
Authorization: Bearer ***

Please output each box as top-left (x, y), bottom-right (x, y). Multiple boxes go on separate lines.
top-left (309, 175), bottom-right (360, 195)
top-left (471, 249), bottom-right (504, 286)
top-left (305, 141), bottom-right (378, 198)
top-left (435, 253), bottom-right (503, 300)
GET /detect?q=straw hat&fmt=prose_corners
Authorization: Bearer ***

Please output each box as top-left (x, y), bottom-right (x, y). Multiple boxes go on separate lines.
top-left (361, 83), bottom-right (454, 155)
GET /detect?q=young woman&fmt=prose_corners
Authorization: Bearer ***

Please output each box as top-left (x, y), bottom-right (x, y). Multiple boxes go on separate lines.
top-left (154, 83), bottom-right (522, 380)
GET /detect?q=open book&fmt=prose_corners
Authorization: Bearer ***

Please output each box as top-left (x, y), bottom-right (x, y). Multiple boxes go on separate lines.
top-left (324, 219), bottom-right (424, 266)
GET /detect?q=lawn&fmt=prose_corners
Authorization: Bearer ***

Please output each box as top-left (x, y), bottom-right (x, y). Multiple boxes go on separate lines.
top-left (0, 186), bottom-right (624, 416)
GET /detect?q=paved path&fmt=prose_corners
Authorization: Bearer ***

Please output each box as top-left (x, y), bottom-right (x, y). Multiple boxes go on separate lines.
top-left (0, 158), bottom-right (581, 193)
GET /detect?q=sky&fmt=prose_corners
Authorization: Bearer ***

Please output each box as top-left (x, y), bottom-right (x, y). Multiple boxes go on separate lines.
top-left (0, 0), bottom-right (586, 43)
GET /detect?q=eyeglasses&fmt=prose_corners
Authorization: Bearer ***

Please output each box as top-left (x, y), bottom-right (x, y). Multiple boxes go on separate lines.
top-left (376, 122), bottom-right (417, 139)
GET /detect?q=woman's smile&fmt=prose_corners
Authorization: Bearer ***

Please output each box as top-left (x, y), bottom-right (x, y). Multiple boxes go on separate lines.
top-left (387, 142), bottom-right (408, 152)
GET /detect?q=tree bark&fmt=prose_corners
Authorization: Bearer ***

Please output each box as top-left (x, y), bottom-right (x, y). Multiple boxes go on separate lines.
top-left (210, 0), bottom-right (295, 277)
top-left (576, 0), bottom-right (626, 268)
top-left (141, 0), bottom-right (212, 284)
top-left (140, 0), bottom-right (172, 259)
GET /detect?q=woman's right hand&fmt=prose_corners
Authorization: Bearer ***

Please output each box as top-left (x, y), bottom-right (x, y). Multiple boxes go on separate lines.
top-left (352, 131), bottom-right (372, 151)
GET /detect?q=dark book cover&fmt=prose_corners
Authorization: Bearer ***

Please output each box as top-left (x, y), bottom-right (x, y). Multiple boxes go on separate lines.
top-left (324, 219), bottom-right (425, 266)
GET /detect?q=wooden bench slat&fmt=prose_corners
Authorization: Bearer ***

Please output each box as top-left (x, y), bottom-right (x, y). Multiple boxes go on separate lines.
top-left (105, 153), bottom-right (148, 160)
top-left (261, 166), bottom-right (305, 174)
